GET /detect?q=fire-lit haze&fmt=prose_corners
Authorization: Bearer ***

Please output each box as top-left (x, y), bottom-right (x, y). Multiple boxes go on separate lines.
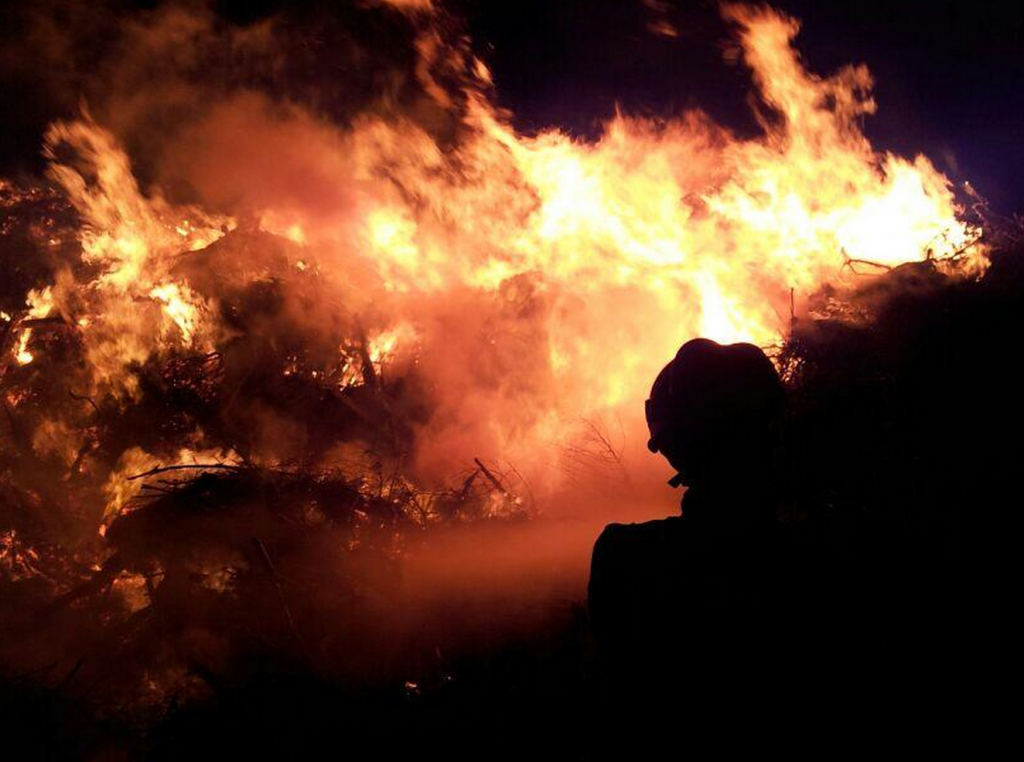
top-left (5, 1), bottom-right (983, 531)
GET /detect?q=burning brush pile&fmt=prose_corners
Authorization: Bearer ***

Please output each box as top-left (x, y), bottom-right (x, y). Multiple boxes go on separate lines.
top-left (0, 173), bottom-right (549, 754)
top-left (0, 0), bottom-right (1012, 756)
top-left (0, 170), bottom-right (535, 675)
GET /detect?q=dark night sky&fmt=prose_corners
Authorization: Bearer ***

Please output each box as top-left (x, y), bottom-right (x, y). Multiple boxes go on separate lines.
top-left (2, 0), bottom-right (1023, 212)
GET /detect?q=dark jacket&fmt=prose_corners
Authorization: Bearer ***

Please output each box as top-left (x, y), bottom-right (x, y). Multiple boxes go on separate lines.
top-left (588, 491), bottom-right (837, 731)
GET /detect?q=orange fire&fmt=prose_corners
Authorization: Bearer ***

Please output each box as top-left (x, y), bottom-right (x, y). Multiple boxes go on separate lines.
top-left (20, 4), bottom-right (984, 504)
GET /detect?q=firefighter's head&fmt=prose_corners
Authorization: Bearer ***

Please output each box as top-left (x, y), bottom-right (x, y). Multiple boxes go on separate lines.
top-left (646, 339), bottom-right (784, 486)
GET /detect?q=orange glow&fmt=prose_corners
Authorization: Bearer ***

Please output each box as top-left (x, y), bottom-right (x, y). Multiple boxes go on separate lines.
top-left (21, 4), bottom-right (985, 496)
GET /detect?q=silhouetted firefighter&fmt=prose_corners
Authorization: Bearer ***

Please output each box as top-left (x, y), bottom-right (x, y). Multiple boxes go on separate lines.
top-left (588, 339), bottom-right (832, 740)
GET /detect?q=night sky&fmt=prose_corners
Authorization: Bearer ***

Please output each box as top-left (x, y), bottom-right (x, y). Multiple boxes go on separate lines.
top-left (2, 0), bottom-right (1022, 212)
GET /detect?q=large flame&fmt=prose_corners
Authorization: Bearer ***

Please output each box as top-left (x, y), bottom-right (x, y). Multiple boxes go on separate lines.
top-left (19, 4), bottom-right (983, 503)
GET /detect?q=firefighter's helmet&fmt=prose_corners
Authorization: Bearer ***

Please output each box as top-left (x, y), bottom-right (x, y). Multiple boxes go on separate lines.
top-left (645, 338), bottom-right (784, 453)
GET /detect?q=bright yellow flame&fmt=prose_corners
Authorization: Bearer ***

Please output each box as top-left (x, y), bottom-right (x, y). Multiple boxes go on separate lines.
top-left (149, 282), bottom-right (201, 344)
top-left (40, 119), bottom-right (230, 395)
top-left (11, 287), bottom-right (55, 366)
top-left (368, 322), bottom-right (417, 365)
top-left (26, 287), bottom-right (54, 319)
top-left (14, 331), bottom-right (34, 366)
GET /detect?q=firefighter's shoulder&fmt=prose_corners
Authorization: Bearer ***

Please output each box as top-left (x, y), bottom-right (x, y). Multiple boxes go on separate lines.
top-left (592, 516), bottom-right (684, 564)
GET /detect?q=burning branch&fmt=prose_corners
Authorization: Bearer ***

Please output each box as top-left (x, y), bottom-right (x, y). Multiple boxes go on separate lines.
top-left (473, 457), bottom-right (509, 499)
top-left (126, 463), bottom-right (243, 482)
